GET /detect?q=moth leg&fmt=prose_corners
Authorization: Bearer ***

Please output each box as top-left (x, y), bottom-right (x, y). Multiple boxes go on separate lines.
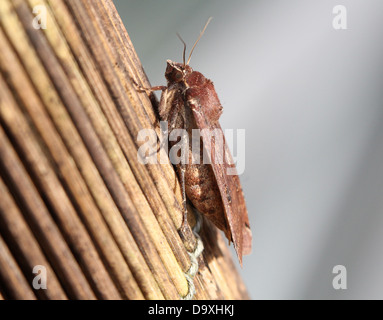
top-left (139, 85), bottom-right (168, 93)
top-left (145, 106), bottom-right (181, 159)
top-left (179, 106), bottom-right (190, 230)
top-left (147, 93), bottom-right (182, 158)
top-left (179, 121), bottom-right (189, 228)
top-left (179, 162), bottom-right (188, 229)
top-left (168, 102), bottom-right (181, 131)
top-left (131, 78), bottom-right (167, 93)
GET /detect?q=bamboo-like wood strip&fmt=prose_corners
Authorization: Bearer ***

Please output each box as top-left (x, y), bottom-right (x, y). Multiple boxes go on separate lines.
top-left (0, 175), bottom-right (66, 300)
top-left (1, 1), bottom-right (146, 300)
top-left (0, 0), bottom-right (250, 300)
top-left (0, 70), bottom-right (121, 299)
top-left (0, 233), bottom-right (36, 300)
top-left (0, 124), bottom-right (96, 300)
top-left (201, 221), bottom-right (250, 299)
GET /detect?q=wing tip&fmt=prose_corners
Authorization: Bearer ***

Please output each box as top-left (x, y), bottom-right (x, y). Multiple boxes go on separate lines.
top-left (234, 225), bottom-right (252, 267)
top-left (242, 225), bottom-right (252, 256)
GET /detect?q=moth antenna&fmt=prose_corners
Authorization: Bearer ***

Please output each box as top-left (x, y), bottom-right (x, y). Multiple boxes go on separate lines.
top-left (186, 17), bottom-right (213, 65)
top-left (176, 32), bottom-right (187, 66)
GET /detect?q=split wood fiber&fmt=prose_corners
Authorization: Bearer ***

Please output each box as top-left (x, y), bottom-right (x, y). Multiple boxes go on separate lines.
top-left (0, 0), bottom-right (249, 300)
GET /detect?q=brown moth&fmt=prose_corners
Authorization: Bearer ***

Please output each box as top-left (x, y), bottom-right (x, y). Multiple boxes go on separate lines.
top-left (145, 19), bottom-right (252, 265)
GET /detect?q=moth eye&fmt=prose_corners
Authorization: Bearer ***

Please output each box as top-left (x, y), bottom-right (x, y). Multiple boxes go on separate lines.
top-left (175, 71), bottom-right (183, 81)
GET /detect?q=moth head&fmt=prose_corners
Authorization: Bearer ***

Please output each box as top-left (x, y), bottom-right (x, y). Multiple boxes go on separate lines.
top-left (166, 17), bottom-right (212, 84)
top-left (165, 60), bottom-right (192, 83)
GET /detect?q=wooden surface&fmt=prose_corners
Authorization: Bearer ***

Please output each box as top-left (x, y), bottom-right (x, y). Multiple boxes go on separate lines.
top-left (0, 0), bottom-right (250, 300)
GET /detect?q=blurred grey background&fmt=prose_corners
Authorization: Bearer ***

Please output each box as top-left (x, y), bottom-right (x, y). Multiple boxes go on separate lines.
top-left (114, 0), bottom-right (383, 299)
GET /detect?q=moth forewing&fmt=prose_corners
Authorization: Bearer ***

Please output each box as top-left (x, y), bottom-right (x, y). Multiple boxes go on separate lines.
top-left (200, 128), bottom-right (225, 165)
top-left (189, 103), bottom-right (251, 265)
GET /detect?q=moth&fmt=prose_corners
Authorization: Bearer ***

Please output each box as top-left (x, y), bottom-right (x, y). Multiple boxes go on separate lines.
top-left (142, 19), bottom-right (252, 265)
